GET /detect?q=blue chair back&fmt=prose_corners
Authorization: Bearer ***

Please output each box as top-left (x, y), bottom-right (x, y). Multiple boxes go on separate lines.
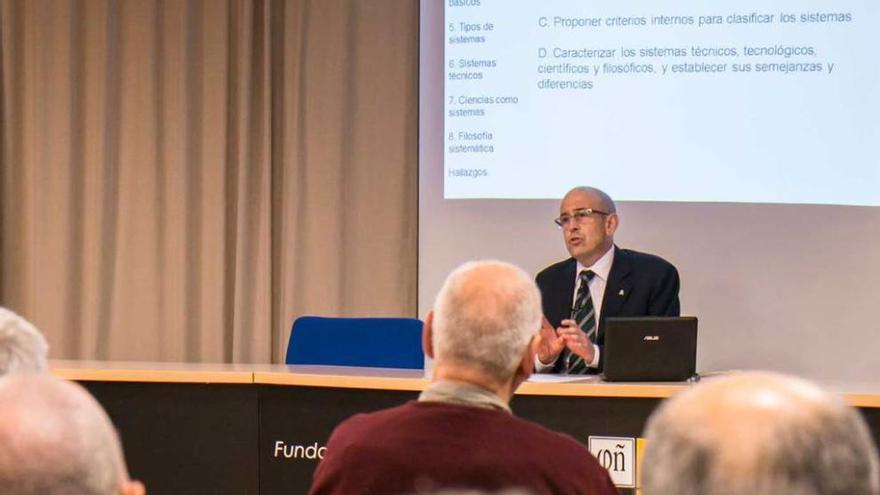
top-left (285, 316), bottom-right (424, 369)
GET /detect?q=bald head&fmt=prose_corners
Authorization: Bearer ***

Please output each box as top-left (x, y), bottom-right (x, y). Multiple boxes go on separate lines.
top-left (0, 307), bottom-right (48, 375)
top-left (558, 187), bottom-right (619, 266)
top-left (643, 372), bottom-right (880, 495)
top-left (430, 260), bottom-right (542, 383)
top-left (0, 374), bottom-right (144, 495)
top-left (562, 187), bottom-right (617, 214)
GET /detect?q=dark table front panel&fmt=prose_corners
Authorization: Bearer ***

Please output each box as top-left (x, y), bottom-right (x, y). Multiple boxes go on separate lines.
top-left (514, 394), bottom-right (661, 438)
top-left (80, 378), bottom-right (880, 495)
top-left (258, 385), bottom-right (419, 495)
top-left (514, 395), bottom-right (662, 495)
top-left (82, 382), bottom-right (259, 495)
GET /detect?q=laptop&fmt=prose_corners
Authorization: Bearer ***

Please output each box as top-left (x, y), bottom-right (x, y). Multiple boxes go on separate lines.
top-left (601, 316), bottom-right (698, 382)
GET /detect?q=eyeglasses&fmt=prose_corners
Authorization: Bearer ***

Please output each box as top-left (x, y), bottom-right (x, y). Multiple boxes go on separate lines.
top-left (554, 208), bottom-right (610, 228)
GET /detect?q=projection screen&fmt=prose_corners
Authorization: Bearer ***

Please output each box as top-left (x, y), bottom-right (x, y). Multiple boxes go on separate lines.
top-left (419, 0), bottom-right (880, 380)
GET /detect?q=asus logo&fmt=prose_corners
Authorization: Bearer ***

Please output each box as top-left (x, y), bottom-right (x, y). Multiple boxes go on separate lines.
top-left (643, 335), bottom-right (660, 341)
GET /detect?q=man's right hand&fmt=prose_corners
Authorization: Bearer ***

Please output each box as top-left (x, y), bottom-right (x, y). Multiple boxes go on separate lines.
top-left (535, 316), bottom-right (565, 364)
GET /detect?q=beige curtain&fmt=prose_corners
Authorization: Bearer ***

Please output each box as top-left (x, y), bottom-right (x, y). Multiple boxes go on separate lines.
top-left (0, 0), bottom-right (418, 363)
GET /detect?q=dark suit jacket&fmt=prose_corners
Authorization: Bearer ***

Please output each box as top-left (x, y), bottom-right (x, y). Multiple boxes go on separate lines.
top-left (535, 246), bottom-right (680, 372)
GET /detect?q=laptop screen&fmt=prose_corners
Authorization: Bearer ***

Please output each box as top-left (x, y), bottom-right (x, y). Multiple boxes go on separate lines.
top-left (602, 316), bottom-right (698, 382)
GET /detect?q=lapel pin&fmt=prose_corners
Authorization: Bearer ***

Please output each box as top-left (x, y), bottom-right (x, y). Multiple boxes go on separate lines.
top-left (619, 289), bottom-right (625, 296)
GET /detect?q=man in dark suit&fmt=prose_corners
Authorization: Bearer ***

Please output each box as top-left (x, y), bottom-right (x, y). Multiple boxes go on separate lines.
top-left (535, 186), bottom-right (680, 374)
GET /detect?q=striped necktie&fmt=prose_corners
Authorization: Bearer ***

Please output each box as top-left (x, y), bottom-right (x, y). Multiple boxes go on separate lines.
top-left (567, 270), bottom-right (596, 374)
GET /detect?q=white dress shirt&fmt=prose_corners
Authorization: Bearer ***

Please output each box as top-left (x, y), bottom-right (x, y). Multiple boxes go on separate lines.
top-left (536, 246), bottom-right (615, 372)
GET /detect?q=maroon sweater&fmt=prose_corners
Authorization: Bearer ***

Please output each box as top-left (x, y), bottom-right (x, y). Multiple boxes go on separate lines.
top-left (308, 401), bottom-right (618, 495)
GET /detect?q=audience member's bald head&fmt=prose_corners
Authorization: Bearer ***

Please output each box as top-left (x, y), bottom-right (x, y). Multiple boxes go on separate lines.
top-left (428, 260), bottom-right (542, 388)
top-left (0, 307), bottom-right (48, 375)
top-left (0, 374), bottom-right (144, 495)
top-left (643, 372), bottom-right (880, 495)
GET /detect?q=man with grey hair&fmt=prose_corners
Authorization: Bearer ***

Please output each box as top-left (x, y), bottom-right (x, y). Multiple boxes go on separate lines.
top-left (642, 371), bottom-right (880, 495)
top-left (309, 261), bottom-right (617, 495)
top-left (0, 306), bottom-right (49, 375)
top-left (0, 373), bottom-right (145, 495)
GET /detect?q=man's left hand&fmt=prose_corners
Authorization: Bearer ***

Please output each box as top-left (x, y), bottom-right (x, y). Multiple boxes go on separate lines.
top-left (557, 319), bottom-right (595, 363)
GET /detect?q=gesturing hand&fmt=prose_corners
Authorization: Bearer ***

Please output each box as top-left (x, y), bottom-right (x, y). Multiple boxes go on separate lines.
top-left (535, 316), bottom-right (565, 364)
top-left (557, 319), bottom-right (595, 363)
